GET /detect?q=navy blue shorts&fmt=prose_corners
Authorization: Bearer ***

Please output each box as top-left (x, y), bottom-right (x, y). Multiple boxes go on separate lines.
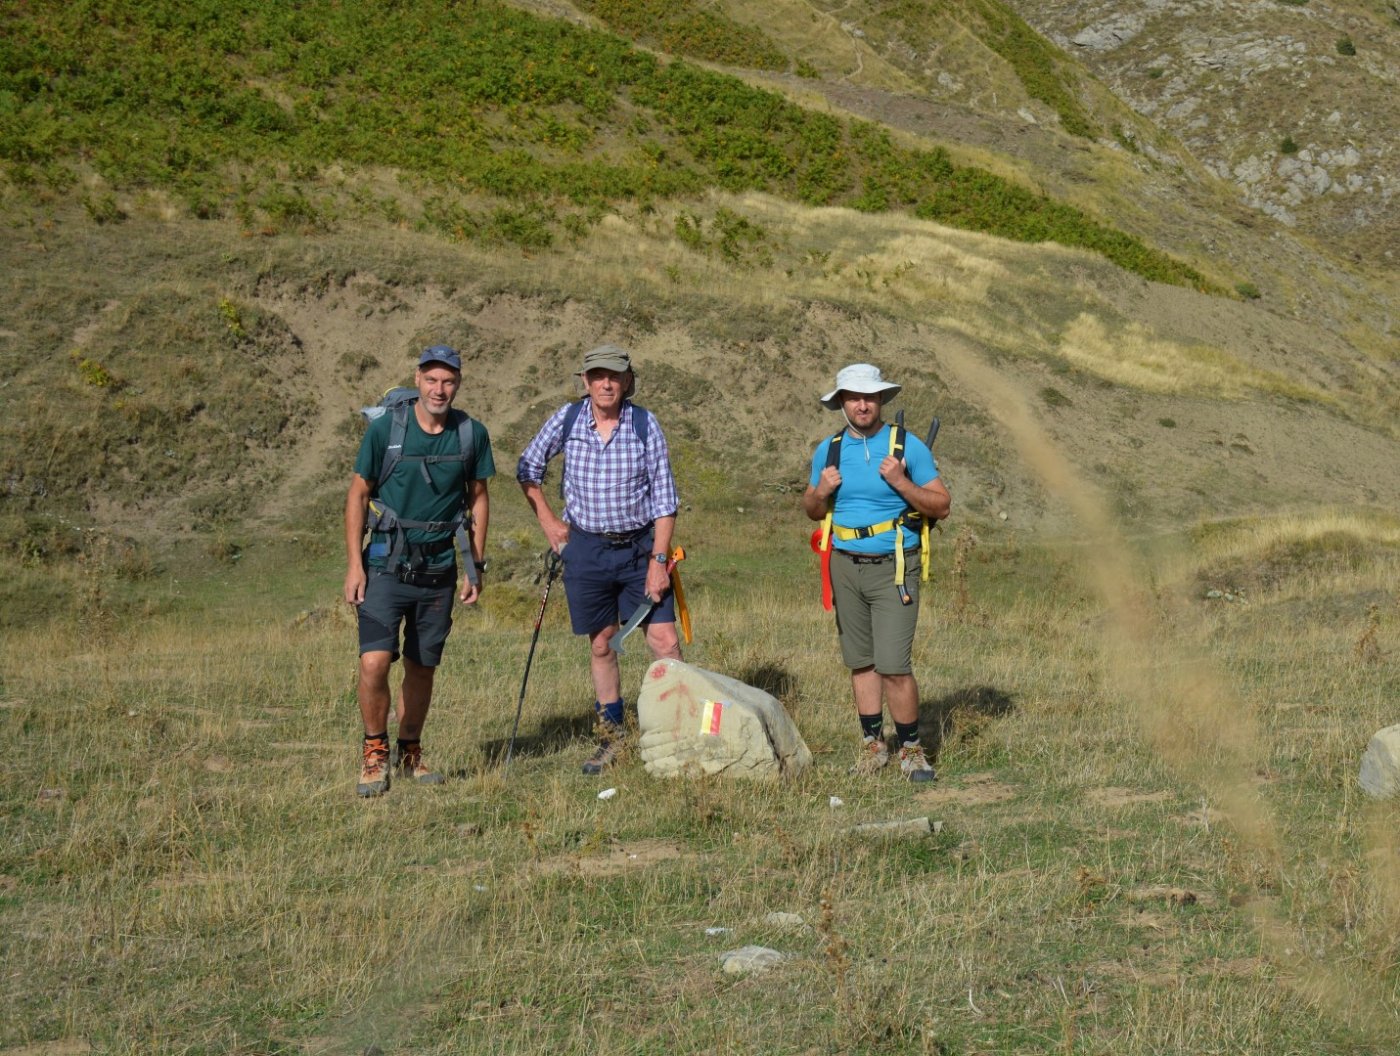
top-left (561, 528), bottom-right (676, 636)
top-left (357, 567), bottom-right (455, 667)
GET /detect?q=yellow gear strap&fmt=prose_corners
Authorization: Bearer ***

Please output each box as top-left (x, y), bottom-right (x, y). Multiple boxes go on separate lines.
top-left (831, 428), bottom-right (932, 588)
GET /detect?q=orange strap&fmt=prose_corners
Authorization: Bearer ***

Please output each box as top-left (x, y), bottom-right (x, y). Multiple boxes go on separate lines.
top-left (668, 546), bottom-right (692, 644)
top-left (810, 527), bottom-right (834, 611)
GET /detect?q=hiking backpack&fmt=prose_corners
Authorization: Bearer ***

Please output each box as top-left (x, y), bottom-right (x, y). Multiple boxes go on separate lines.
top-left (360, 387), bottom-right (479, 585)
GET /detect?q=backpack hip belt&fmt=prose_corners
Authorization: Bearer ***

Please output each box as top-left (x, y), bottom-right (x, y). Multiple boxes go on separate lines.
top-left (818, 424), bottom-right (930, 606)
top-left (367, 499), bottom-right (476, 587)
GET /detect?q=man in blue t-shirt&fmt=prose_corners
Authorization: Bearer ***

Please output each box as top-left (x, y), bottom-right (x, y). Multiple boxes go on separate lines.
top-left (801, 363), bottom-right (951, 783)
top-left (344, 346), bottom-right (495, 797)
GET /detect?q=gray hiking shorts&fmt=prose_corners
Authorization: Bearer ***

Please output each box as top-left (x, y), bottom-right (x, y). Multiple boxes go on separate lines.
top-left (831, 549), bottom-right (921, 674)
top-left (358, 567), bottom-right (455, 667)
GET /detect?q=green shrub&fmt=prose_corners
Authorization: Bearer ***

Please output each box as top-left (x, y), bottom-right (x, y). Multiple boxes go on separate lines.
top-left (1335, 37), bottom-right (1356, 56)
top-left (1235, 282), bottom-right (1261, 300)
top-left (1280, 135), bottom-right (1299, 154)
top-left (218, 299), bottom-right (247, 340)
top-left (70, 351), bottom-right (121, 390)
top-left (575, 0), bottom-right (789, 70)
top-left (81, 193), bottom-right (126, 224)
top-left (1040, 386), bottom-right (1071, 408)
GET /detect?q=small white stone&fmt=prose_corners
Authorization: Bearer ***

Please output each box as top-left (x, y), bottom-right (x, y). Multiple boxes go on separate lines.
top-left (829, 796), bottom-right (844, 808)
top-left (719, 945), bottom-right (786, 974)
top-left (597, 787), bottom-right (617, 800)
top-left (763, 912), bottom-right (806, 929)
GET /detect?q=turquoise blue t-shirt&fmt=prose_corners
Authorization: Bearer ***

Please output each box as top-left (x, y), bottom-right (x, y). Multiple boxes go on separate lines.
top-left (354, 409), bottom-right (496, 569)
top-left (809, 424), bottom-right (938, 555)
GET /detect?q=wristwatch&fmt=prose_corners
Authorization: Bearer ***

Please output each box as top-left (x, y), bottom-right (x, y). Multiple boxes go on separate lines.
top-left (652, 553), bottom-right (668, 564)
top-left (474, 560), bottom-right (488, 573)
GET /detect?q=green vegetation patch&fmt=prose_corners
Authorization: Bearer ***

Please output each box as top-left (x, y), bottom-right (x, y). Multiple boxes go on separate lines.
top-left (959, 0), bottom-right (1100, 139)
top-left (576, 0), bottom-right (790, 70)
top-left (0, 0), bottom-right (1208, 288)
top-left (859, 0), bottom-right (1099, 139)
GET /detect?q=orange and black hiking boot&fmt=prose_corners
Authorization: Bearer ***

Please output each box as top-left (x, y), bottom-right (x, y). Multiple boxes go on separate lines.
top-left (357, 735), bottom-right (391, 798)
top-left (396, 739), bottom-right (445, 786)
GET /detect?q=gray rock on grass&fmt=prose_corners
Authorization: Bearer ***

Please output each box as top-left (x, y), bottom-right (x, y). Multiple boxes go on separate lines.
top-left (1359, 724), bottom-right (1400, 799)
top-left (637, 659), bottom-right (812, 779)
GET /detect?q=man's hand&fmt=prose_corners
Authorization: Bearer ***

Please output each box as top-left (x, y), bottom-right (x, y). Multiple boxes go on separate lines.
top-left (459, 575), bottom-right (480, 605)
top-left (644, 557), bottom-right (671, 603)
top-left (878, 455), bottom-right (908, 489)
top-left (344, 566), bottom-right (367, 606)
top-left (544, 518), bottom-right (570, 554)
top-left (814, 465), bottom-right (842, 500)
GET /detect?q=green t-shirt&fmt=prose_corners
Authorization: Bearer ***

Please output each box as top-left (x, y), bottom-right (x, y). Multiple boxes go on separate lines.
top-left (354, 408), bottom-right (496, 570)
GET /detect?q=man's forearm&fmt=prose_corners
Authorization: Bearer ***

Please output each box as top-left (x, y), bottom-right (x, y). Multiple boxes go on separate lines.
top-left (651, 515), bottom-right (676, 556)
top-left (345, 489), bottom-right (368, 568)
top-left (469, 481), bottom-right (490, 563)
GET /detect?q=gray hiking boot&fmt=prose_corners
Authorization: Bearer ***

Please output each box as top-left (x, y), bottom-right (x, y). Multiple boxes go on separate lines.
top-left (850, 736), bottom-right (891, 775)
top-left (357, 737), bottom-right (391, 798)
top-left (898, 743), bottom-right (936, 784)
top-left (396, 741), bottom-right (446, 786)
top-left (582, 737), bottom-right (622, 775)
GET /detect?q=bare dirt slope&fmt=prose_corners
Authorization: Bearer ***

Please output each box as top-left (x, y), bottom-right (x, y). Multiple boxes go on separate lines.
top-left (240, 238), bottom-right (1400, 539)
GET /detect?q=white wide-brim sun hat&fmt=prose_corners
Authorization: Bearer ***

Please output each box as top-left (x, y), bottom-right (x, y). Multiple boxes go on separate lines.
top-left (819, 363), bottom-right (902, 409)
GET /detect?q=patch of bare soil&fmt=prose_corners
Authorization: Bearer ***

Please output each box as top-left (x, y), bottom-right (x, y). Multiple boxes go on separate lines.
top-left (1173, 805), bottom-right (1228, 829)
top-left (1124, 885), bottom-right (1212, 908)
top-left (916, 771), bottom-right (1017, 806)
top-left (1085, 787), bottom-right (1173, 808)
top-left (538, 837), bottom-right (690, 877)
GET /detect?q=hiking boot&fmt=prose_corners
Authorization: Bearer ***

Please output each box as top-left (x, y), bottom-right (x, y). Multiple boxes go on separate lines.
top-left (898, 743), bottom-right (936, 784)
top-left (396, 741), bottom-right (446, 786)
top-left (357, 737), bottom-right (391, 798)
top-left (850, 736), bottom-right (891, 775)
top-left (582, 738), bottom-right (622, 775)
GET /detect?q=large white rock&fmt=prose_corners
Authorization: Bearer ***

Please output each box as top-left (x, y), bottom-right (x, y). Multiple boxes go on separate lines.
top-left (1359, 724), bottom-right (1400, 799)
top-left (637, 659), bottom-right (812, 779)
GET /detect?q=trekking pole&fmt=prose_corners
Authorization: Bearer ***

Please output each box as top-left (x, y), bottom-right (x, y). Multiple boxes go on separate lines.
top-left (503, 549), bottom-right (563, 772)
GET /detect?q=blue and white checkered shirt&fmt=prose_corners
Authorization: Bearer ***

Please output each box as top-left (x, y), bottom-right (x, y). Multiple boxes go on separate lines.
top-left (516, 400), bottom-right (679, 533)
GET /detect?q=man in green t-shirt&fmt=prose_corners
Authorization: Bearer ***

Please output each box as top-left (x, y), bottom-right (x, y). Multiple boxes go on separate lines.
top-left (344, 346), bottom-right (495, 797)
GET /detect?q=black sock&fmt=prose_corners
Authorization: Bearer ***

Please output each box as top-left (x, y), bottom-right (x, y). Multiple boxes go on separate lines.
top-left (396, 737), bottom-right (420, 750)
top-left (364, 731), bottom-right (388, 743)
top-left (894, 720), bottom-right (920, 748)
top-left (859, 713), bottom-right (884, 741)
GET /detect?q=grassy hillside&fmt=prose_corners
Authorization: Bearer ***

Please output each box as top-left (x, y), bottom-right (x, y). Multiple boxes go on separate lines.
top-left (2, 2), bottom-right (1399, 1052)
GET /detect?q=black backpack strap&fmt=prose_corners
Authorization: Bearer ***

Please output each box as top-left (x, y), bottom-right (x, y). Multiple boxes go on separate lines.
top-left (379, 402), bottom-right (410, 488)
top-left (629, 403), bottom-right (650, 448)
top-left (556, 398), bottom-right (651, 499)
top-left (825, 429), bottom-right (844, 471)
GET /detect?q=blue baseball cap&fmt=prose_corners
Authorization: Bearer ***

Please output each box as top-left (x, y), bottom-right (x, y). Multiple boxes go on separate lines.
top-left (418, 345), bottom-right (462, 371)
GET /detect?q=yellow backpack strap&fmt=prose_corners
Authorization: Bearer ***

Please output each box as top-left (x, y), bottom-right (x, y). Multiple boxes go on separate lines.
top-left (890, 426), bottom-right (914, 603)
top-left (819, 430), bottom-right (844, 550)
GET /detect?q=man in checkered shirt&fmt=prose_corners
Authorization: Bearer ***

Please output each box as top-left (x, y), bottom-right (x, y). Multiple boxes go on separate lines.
top-left (517, 345), bottom-right (682, 774)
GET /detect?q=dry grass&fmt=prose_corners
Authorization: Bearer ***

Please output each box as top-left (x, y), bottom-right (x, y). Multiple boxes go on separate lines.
top-left (1057, 313), bottom-right (1334, 403)
top-left (3, 485), bottom-right (1399, 1052)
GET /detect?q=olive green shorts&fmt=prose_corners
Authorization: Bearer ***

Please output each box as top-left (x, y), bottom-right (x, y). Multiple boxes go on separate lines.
top-left (831, 549), bottom-right (921, 674)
